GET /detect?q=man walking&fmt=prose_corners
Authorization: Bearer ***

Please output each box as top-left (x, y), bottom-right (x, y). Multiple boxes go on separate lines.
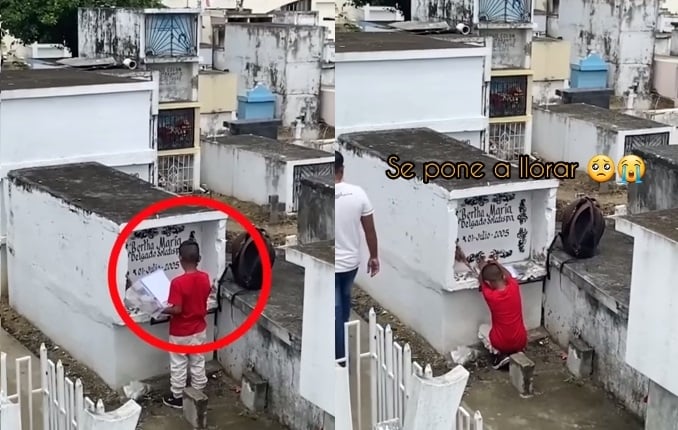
top-left (335, 151), bottom-right (379, 363)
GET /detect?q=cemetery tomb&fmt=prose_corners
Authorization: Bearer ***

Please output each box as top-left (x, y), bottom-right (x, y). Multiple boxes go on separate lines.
top-left (337, 128), bottom-right (559, 353)
top-left (5, 162), bottom-right (226, 388)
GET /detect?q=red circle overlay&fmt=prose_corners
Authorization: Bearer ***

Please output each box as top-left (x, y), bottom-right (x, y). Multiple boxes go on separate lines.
top-left (107, 195), bottom-right (272, 354)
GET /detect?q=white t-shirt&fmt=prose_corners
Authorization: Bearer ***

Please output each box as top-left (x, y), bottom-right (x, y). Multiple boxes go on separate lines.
top-left (335, 181), bottom-right (374, 273)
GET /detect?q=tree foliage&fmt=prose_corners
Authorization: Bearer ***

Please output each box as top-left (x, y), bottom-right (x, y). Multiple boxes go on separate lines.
top-left (0, 0), bottom-right (162, 56)
top-left (345, 0), bottom-right (411, 21)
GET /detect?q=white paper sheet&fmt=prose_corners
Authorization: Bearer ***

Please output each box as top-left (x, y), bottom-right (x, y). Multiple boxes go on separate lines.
top-left (141, 269), bottom-right (171, 304)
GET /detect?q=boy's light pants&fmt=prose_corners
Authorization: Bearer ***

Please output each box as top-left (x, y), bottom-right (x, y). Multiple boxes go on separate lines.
top-left (478, 324), bottom-right (499, 355)
top-left (169, 330), bottom-right (208, 398)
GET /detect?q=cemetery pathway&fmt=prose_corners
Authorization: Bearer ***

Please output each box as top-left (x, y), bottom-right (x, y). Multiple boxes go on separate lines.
top-left (351, 287), bottom-right (643, 430)
top-left (138, 369), bottom-right (289, 430)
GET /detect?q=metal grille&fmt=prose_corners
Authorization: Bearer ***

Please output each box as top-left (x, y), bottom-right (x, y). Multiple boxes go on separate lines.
top-left (624, 132), bottom-right (670, 154)
top-left (489, 76), bottom-right (528, 117)
top-left (145, 14), bottom-right (197, 57)
top-left (281, 0), bottom-right (312, 11)
top-left (158, 153), bottom-right (195, 194)
top-left (488, 122), bottom-right (526, 161)
top-left (478, 0), bottom-right (531, 22)
top-left (292, 163), bottom-right (333, 212)
top-left (158, 108), bottom-right (195, 151)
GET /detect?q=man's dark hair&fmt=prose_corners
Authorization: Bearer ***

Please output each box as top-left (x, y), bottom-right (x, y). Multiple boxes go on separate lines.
top-left (481, 263), bottom-right (503, 283)
top-left (335, 151), bottom-right (344, 171)
top-left (179, 240), bottom-right (200, 264)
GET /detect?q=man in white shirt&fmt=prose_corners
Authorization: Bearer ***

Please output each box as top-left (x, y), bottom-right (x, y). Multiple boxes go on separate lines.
top-left (335, 151), bottom-right (379, 363)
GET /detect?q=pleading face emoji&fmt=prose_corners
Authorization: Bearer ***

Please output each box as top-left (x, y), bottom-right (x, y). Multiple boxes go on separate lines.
top-left (587, 155), bottom-right (615, 183)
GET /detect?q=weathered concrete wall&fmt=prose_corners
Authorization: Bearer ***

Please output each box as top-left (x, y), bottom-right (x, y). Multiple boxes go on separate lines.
top-left (297, 177), bottom-right (334, 244)
top-left (557, 0), bottom-right (657, 97)
top-left (411, 0), bottom-right (475, 23)
top-left (78, 8), bottom-right (143, 60)
top-left (646, 380), bottom-right (678, 430)
top-left (532, 80), bottom-right (567, 105)
top-left (147, 62), bottom-right (200, 102)
top-left (217, 23), bottom-right (325, 126)
top-left (483, 28), bottom-right (532, 69)
top-left (627, 146), bottom-right (678, 214)
top-left (217, 263), bottom-right (329, 429)
top-left (543, 230), bottom-right (649, 419)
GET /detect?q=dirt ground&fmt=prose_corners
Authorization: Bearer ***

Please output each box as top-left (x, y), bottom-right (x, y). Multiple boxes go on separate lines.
top-left (202, 193), bottom-right (297, 247)
top-left (555, 170), bottom-right (627, 219)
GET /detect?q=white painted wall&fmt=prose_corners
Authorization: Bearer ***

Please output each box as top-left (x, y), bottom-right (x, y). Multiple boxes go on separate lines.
top-left (337, 146), bottom-right (558, 351)
top-left (4, 182), bottom-right (226, 388)
top-left (335, 48), bottom-right (490, 148)
top-left (286, 247), bottom-right (334, 416)
top-left (532, 107), bottom-right (675, 174)
top-left (616, 218), bottom-right (678, 397)
top-left (200, 140), bottom-right (333, 213)
top-left (0, 84), bottom-right (157, 296)
top-left (0, 90), bottom-right (155, 176)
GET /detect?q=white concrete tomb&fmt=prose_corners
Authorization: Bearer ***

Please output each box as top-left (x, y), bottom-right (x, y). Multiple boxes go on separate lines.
top-left (533, 104), bottom-right (674, 178)
top-left (616, 208), bottom-right (678, 430)
top-left (4, 163), bottom-right (226, 389)
top-left (200, 135), bottom-right (333, 213)
top-left (337, 128), bottom-right (559, 352)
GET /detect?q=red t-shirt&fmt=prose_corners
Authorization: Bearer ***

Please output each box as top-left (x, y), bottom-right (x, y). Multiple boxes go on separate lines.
top-left (167, 271), bottom-right (212, 337)
top-left (481, 276), bottom-right (527, 354)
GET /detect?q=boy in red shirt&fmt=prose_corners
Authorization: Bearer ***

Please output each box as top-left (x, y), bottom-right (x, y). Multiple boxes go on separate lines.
top-left (161, 240), bottom-right (212, 409)
top-left (476, 255), bottom-right (528, 370)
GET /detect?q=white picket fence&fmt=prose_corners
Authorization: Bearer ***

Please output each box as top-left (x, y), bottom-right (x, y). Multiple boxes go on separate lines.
top-left (1, 343), bottom-right (102, 430)
top-left (341, 308), bottom-right (483, 430)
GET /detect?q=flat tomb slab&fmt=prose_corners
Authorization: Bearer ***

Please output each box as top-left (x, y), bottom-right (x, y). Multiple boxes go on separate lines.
top-left (619, 207), bottom-right (678, 243)
top-left (536, 104), bottom-right (669, 131)
top-left (338, 128), bottom-right (569, 190)
top-left (220, 256), bottom-right (304, 349)
top-left (204, 135), bottom-right (332, 161)
top-left (7, 162), bottom-right (213, 224)
top-left (288, 240), bottom-right (334, 266)
top-left (549, 224), bottom-right (633, 318)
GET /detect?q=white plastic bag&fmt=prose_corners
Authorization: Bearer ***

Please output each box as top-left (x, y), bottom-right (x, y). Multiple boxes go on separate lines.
top-left (450, 346), bottom-right (478, 366)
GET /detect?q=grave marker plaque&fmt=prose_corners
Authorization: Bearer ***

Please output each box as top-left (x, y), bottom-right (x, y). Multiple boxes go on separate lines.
top-left (457, 192), bottom-right (531, 264)
top-left (126, 223), bottom-right (202, 283)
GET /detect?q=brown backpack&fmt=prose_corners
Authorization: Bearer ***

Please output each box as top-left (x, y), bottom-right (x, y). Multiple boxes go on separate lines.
top-left (230, 228), bottom-right (276, 291)
top-left (549, 197), bottom-right (605, 262)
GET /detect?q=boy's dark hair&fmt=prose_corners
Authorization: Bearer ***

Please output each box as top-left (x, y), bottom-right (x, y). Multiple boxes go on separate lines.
top-left (335, 151), bottom-right (344, 171)
top-left (481, 263), bottom-right (503, 283)
top-left (179, 240), bottom-right (200, 264)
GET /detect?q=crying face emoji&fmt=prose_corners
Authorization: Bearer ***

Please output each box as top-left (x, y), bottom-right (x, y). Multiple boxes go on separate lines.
top-left (618, 155), bottom-right (646, 184)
